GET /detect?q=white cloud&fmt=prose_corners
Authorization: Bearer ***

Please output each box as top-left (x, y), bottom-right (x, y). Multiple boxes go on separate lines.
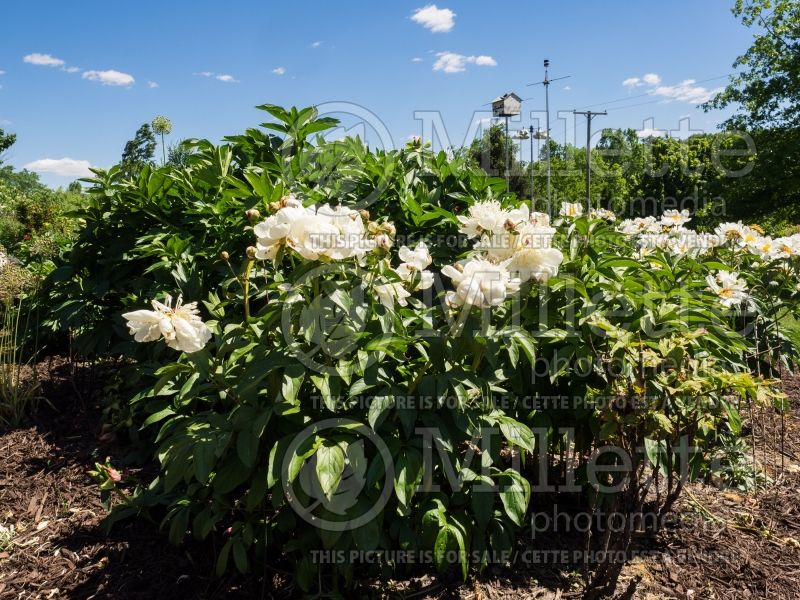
top-left (563, 85), bottom-right (572, 91)
top-left (24, 157), bottom-right (93, 177)
top-left (650, 79), bottom-right (722, 104)
top-left (272, 67), bottom-right (286, 75)
top-left (311, 41), bottom-right (322, 48)
top-left (216, 74), bottom-right (238, 82)
top-left (411, 5), bottom-right (456, 33)
top-left (64, 66), bottom-right (80, 73)
top-left (433, 52), bottom-right (497, 73)
top-left (412, 57), bottom-right (423, 63)
top-left (637, 128), bottom-right (666, 139)
top-left (82, 69), bottom-right (135, 86)
top-left (147, 81), bottom-right (159, 88)
top-left (642, 73), bottom-right (661, 85)
top-left (0, 71), bottom-right (5, 76)
top-left (623, 72), bottom-right (721, 104)
top-left (197, 71), bottom-right (214, 77)
top-left (23, 53), bottom-right (65, 67)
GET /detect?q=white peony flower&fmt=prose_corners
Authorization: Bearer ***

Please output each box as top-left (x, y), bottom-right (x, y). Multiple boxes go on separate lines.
top-left (772, 236), bottom-right (800, 259)
top-left (660, 209), bottom-right (690, 227)
top-left (590, 208), bottom-right (617, 222)
top-left (529, 211), bottom-right (551, 227)
top-left (706, 271), bottom-right (748, 308)
top-left (559, 202), bottom-right (584, 218)
top-left (253, 203), bottom-right (311, 260)
top-left (398, 241), bottom-right (432, 271)
top-left (123, 294), bottom-right (211, 353)
top-left (474, 232), bottom-right (517, 261)
top-left (617, 216), bottom-right (659, 235)
top-left (737, 226), bottom-right (761, 250)
top-left (457, 200), bottom-right (508, 237)
top-left (509, 247), bottom-right (564, 283)
top-left (254, 202), bottom-right (376, 262)
top-left (374, 281), bottom-right (411, 309)
top-left (441, 258), bottom-right (520, 308)
top-left (395, 241), bottom-right (434, 290)
top-left (754, 237), bottom-right (775, 260)
top-left (714, 222), bottom-right (747, 244)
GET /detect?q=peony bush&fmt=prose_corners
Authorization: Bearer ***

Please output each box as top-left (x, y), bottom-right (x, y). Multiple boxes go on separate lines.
top-left (57, 105), bottom-right (799, 595)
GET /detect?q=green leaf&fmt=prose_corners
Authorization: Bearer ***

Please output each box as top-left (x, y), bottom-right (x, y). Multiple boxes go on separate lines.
top-left (236, 430), bottom-right (260, 469)
top-left (497, 416), bottom-right (535, 453)
top-left (394, 448), bottom-right (423, 510)
top-left (498, 469), bottom-right (530, 527)
top-left (368, 394), bottom-right (394, 430)
top-left (471, 477), bottom-right (495, 529)
top-left (352, 517), bottom-right (380, 551)
top-left (316, 442), bottom-right (346, 500)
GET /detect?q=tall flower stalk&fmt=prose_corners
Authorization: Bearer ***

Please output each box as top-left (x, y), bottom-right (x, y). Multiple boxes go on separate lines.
top-left (151, 115), bottom-right (173, 165)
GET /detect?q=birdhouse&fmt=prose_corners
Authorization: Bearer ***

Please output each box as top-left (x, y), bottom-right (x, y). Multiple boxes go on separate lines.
top-left (491, 93), bottom-right (522, 117)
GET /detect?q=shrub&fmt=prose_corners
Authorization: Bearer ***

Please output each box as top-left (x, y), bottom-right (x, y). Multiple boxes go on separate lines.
top-left (50, 105), bottom-right (799, 595)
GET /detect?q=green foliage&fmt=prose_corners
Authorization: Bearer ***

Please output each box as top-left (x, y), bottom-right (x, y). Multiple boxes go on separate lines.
top-left (0, 165), bottom-right (81, 263)
top-left (704, 0), bottom-right (800, 130)
top-left (120, 123), bottom-right (157, 178)
top-left (0, 128), bottom-right (16, 159)
top-left (50, 104), bottom-right (795, 593)
top-left (468, 124), bottom-right (528, 198)
top-left (0, 266), bottom-right (41, 428)
top-left (701, 0), bottom-right (800, 231)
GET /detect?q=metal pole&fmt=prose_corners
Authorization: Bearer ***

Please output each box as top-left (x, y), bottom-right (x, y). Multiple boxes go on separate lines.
top-left (585, 115), bottom-right (591, 212)
top-left (573, 110), bottom-right (606, 212)
top-left (505, 116), bottom-right (510, 194)
top-left (529, 125), bottom-right (534, 209)
top-left (526, 59), bottom-right (570, 214)
top-left (544, 65), bottom-right (551, 208)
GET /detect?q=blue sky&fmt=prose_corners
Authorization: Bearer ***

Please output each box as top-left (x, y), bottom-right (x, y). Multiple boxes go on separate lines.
top-left (0, 1), bottom-right (755, 187)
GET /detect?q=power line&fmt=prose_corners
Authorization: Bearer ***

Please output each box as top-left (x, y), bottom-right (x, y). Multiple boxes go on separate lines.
top-left (572, 74), bottom-right (733, 111)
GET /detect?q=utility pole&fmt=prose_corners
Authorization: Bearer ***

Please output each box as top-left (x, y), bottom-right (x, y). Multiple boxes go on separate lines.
top-left (528, 124), bottom-right (535, 209)
top-left (504, 115), bottom-right (510, 194)
top-left (573, 110), bottom-right (606, 212)
top-left (528, 59), bottom-right (570, 210)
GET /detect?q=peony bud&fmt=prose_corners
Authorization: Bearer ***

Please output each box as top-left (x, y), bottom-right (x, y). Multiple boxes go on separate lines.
top-left (220, 251), bottom-right (230, 261)
top-left (382, 222), bottom-right (397, 237)
top-left (103, 465), bottom-right (122, 482)
top-left (246, 246), bottom-right (257, 260)
top-left (245, 208), bottom-right (260, 222)
top-left (367, 221), bottom-right (380, 235)
top-left (375, 234), bottom-right (393, 251)
top-left (269, 201), bottom-right (281, 212)
top-left (358, 209), bottom-right (370, 221)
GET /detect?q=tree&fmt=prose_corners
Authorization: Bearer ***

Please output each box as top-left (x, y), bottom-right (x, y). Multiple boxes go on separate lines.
top-left (0, 128), bottom-right (17, 163)
top-left (67, 180), bottom-right (83, 194)
top-left (704, 0), bottom-right (800, 129)
top-left (702, 0), bottom-right (800, 231)
top-left (468, 124), bottom-right (528, 199)
top-left (120, 124), bottom-right (156, 178)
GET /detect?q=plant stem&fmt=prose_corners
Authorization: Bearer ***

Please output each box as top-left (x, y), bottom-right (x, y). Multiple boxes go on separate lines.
top-left (243, 259), bottom-right (254, 321)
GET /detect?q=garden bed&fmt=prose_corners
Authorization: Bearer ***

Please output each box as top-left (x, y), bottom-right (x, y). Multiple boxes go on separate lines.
top-left (0, 360), bottom-right (798, 599)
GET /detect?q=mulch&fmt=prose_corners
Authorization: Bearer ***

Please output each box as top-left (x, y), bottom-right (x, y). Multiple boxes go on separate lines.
top-left (1, 360), bottom-right (799, 599)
